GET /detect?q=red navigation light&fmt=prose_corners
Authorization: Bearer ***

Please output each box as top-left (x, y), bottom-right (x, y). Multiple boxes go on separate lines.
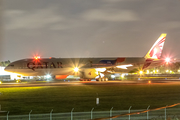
top-left (34, 56), bottom-right (40, 60)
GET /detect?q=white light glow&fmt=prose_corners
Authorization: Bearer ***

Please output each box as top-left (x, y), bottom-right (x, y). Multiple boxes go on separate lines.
top-left (121, 74), bottom-right (124, 78)
top-left (165, 58), bottom-right (170, 63)
top-left (111, 75), bottom-right (115, 78)
top-left (116, 64), bottom-right (133, 69)
top-left (46, 74), bottom-right (51, 79)
top-left (139, 71), bottom-right (143, 74)
top-left (95, 68), bottom-right (106, 72)
top-left (95, 73), bottom-right (104, 79)
top-left (74, 67), bottom-right (79, 72)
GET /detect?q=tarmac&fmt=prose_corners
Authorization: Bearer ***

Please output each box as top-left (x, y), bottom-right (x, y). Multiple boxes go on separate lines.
top-left (1, 79), bottom-right (180, 88)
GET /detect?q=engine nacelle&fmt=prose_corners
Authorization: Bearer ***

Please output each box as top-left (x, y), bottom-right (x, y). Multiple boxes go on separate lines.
top-left (80, 68), bottom-right (98, 79)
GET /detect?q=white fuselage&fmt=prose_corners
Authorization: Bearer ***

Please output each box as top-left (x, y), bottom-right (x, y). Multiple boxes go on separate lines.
top-left (5, 57), bottom-right (147, 78)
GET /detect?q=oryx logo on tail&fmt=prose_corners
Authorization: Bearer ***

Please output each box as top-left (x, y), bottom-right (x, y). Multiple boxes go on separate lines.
top-left (145, 33), bottom-right (166, 60)
top-left (143, 33), bottom-right (167, 69)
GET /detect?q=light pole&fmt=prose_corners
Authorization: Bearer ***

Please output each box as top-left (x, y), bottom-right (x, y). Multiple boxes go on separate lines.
top-left (7, 111), bottom-right (9, 120)
top-left (110, 107), bottom-right (113, 120)
top-left (71, 108), bottom-right (74, 120)
top-left (29, 110), bottom-right (32, 120)
top-left (50, 109), bottom-right (53, 120)
top-left (165, 105), bottom-right (167, 120)
top-left (91, 108), bottom-right (94, 119)
top-left (129, 106), bottom-right (132, 120)
top-left (147, 105), bottom-right (150, 120)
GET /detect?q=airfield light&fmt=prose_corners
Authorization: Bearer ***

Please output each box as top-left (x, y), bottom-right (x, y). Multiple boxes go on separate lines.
top-left (148, 81), bottom-right (151, 84)
top-left (111, 75), bottom-right (115, 79)
top-left (146, 70), bottom-right (149, 74)
top-left (121, 74), bottom-right (124, 78)
top-left (156, 69), bottom-right (159, 72)
top-left (46, 74), bottom-right (51, 79)
top-left (0, 81), bottom-right (2, 84)
top-left (166, 70), bottom-right (169, 73)
top-left (165, 58), bottom-right (170, 63)
top-left (139, 71), bottom-right (143, 75)
top-left (74, 67), bottom-right (79, 72)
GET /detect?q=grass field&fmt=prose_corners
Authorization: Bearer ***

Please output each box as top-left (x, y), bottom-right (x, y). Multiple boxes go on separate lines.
top-left (0, 83), bottom-right (180, 115)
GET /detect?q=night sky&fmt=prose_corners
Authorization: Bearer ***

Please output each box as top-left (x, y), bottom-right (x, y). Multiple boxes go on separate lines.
top-left (1, 0), bottom-right (180, 61)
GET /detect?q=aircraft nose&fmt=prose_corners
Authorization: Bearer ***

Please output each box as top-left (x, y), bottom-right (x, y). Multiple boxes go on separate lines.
top-left (4, 65), bottom-right (13, 72)
top-left (4, 66), bottom-right (9, 71)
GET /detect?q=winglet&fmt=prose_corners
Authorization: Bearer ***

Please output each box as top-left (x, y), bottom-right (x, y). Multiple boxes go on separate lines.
top-left (144, 33), bottom-right (167, 60)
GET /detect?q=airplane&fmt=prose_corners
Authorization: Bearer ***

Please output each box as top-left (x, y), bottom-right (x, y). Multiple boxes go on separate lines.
top-left (5, 33), bottom-right (167, 81)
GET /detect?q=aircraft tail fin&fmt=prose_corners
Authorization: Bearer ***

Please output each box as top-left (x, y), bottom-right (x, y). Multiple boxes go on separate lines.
top-left (144, 33), bottom-right (167, 60)
top-left (142, 33), bottom-right (166, 70)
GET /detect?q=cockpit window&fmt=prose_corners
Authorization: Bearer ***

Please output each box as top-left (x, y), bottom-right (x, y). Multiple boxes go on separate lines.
top-left (9, 65), bottom-right (14, 67)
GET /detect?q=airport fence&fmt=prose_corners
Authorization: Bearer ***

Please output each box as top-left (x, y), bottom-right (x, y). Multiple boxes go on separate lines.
top-left (0, 105), bottom-right (180, 120)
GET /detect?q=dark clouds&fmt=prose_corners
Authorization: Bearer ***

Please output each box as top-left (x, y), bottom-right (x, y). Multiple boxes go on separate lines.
top-left (2, 0), bottom-right (180, 61)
